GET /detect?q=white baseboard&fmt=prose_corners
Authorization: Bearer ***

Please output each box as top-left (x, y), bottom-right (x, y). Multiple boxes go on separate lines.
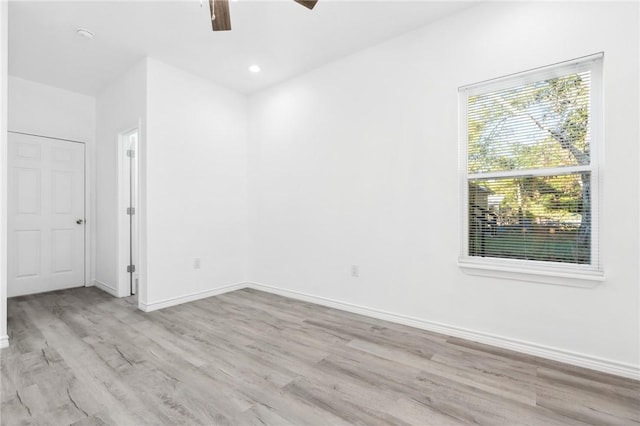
top-left (246, 281), bottom-right (640, 381)
top-left (0, 334), bottom-right (9, 349)
top-left (139, 282), bottom-right (246, 312)
top-left (98, 278), bottom-right (639, 380)
top-left (92, 280), bottom-right (120, 297)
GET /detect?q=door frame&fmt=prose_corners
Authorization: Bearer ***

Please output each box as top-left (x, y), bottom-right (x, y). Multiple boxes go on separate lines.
top-left (6, 130), bottom-right (90, 291)
top-left (117, 127), bottom-right (140, 297)
top-left (1, 2), bottom-right (7, 347)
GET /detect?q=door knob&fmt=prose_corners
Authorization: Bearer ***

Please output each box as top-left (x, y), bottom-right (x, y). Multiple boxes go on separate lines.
top-left (76, 219), bottom-right (84, 225)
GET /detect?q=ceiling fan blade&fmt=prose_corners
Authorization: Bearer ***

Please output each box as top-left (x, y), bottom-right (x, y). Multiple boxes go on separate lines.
top-left (209, 0), bottom-right (231, 31)
top-left (293, 0), bottom-right (318, 10)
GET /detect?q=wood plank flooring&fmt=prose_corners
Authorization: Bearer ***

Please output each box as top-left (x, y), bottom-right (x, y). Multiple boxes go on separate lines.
top-left (1, 287), bottom-right (639, 425)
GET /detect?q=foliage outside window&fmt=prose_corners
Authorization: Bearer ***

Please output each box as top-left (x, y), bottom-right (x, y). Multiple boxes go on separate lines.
top-left (459, 55), bottom-right (603, 280)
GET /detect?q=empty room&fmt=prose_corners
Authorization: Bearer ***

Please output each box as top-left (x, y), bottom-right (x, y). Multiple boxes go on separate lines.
top-left (0, 0), bottom-right (639, 424)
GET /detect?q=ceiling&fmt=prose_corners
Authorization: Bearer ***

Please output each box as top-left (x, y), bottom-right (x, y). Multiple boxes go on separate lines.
top-left (9, 0), bottom-right (476, 96)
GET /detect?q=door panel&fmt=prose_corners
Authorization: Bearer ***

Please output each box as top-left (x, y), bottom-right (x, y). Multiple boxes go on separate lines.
top-left (16, 230), bottom-right (40, 277)
top-left (16, 168), bottom-right (41, 214)
top-left (51, 229), bottom-right (74, 273)
top-left (16, 142), bottom-right (41, 160)
top-left (8, 132), bottom-right (85, 297)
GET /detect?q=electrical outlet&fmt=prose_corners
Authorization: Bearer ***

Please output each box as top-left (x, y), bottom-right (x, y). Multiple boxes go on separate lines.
top-left (351, 265), bottom-right (359, 278)
top-left (194, 258), bottom-right (201, 269)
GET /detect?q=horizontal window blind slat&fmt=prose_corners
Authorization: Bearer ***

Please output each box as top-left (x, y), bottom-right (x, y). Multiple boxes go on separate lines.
top-left (468, 173), bottom-right (592, 265)
top-left (467, 71), bottom-right (591, 174)
top-left (468, 164), bottom-right (592, 180)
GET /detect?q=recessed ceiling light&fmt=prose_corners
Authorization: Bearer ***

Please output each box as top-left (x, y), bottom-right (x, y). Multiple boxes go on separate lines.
top-left (76, 28), bottom-right (95, 40)
top-left (248, 64), bottom-right (261, 73)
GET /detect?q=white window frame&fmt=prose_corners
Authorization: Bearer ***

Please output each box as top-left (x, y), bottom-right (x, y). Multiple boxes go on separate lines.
top-left (458, 53), bottom-right (604, 287)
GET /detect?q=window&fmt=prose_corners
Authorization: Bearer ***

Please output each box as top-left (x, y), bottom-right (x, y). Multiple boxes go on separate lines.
top-left (459, 54), bottom-right (604, 284)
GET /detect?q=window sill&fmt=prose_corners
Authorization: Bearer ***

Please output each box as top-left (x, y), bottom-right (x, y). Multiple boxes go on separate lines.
top-left (458, 258), bottom-right (604, 288)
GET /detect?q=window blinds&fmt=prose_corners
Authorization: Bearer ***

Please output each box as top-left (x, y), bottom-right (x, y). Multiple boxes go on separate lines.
top-left (461, 56), bottom-right (601, 271)
top-left (467, 71), bottom-right (591, 175)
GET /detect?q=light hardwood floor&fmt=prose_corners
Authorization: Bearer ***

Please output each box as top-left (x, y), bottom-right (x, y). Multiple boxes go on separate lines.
top-left (1, 287), bottom-right (639, 425)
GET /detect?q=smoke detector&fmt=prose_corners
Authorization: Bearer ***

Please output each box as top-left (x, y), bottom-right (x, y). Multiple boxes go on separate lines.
top-left (76, 28), bottom-right (95, 40)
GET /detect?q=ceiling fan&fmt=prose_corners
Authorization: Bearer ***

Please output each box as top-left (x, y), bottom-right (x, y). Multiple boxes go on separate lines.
top-left (208, 0), bottom-right (318, 31)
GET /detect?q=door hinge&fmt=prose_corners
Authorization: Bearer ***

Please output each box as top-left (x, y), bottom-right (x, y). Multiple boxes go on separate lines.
top-left (126, 149), bottom-right (135, 158)
top-left (127, 265), bottom-right (136, 273)
top-left (127, 207), bottom-right (136, 215)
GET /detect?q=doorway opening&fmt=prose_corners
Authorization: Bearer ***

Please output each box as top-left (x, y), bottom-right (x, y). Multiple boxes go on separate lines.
top-left (118, 128), bottom-right (139, 296)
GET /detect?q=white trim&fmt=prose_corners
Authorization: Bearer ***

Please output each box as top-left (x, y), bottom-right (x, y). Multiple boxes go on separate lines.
top-left (246, 282), bottom-right (640, 381)
top-left (117, 127), bottom-right (140, 298)
top-left (467, 165), bottom-right (591, 180)
top-left (460, 52), bottom-right (604, 95)
top-left (0, 334), bottom-right (8, 349)
top-left (458, 261), bottom-right (603, 288)
top-left (589, 55), bottom-right (604, 275)
top-left (0, 0), bottom-right (8, 349)
top-left (92, 280), bottom-right (119, 297)
top-left (139, 282), bottom-right (246, 312)
top-left (459, 89), bottom-right (469, 272)
top-left (85, 130), bottom-right (96, 289)
top-left (458, 254), bottom-right (604, 282)
top-left (134, 116), bottom-right (147, 308)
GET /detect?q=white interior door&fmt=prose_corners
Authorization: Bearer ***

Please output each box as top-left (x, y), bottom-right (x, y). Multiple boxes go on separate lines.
top-left (8, 132), bottom-right (85, 297)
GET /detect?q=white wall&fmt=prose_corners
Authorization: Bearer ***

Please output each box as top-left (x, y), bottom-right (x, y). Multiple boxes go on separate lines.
top-left (143, 58), bottom-right (248, 309)
top-left (95, 60), bottom-right (147, 296)
top-left (0, 0), bottom-right (9, 348)
top-left (8, 76), bottom-right (95, 143)
top-left (248, 1), bottom-right (639, 374)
